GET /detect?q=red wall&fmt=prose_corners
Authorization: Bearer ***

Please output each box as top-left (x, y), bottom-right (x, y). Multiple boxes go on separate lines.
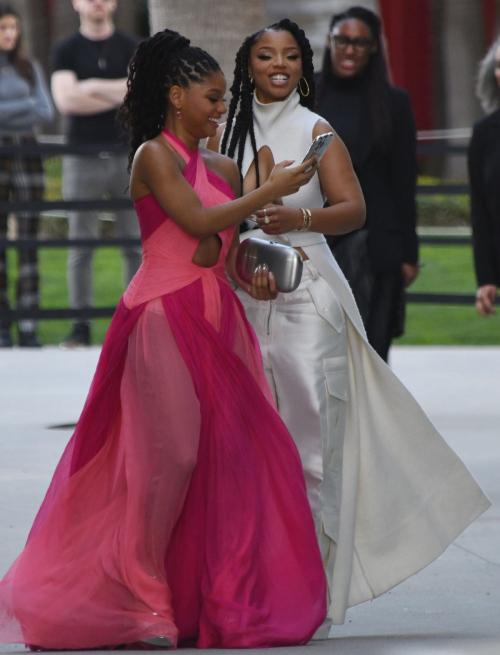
top-left (379, 0), bottom-right (498, 131)
top-left (378, 0), bottom-right (433, 131)
top-left (482, 0), bottom-right (497, 45)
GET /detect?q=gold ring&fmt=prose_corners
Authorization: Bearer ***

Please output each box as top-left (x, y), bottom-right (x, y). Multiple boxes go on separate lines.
top-left (263, 208), bottom-right (267, 216)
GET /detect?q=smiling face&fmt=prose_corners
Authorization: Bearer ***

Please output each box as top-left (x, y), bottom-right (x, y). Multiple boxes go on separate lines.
top-left (170, 71), bottom-right (227, 140)
top-left (329, 18), bottom-right (377, 79)
top-left (0, 14), bottom-right (19, 52)
top-left (248, 29), bottom-right (303, 104)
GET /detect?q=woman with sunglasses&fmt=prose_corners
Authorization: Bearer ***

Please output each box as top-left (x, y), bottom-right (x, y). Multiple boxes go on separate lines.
top-left (316, 6), bottom-right (419, 362)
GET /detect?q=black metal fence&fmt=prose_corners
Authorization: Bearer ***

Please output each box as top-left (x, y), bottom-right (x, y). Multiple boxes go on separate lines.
top-left (0, 139), bottom-right (484, 324)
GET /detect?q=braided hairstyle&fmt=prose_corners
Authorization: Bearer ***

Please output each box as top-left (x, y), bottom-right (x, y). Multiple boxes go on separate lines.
top-left (316, 6), bottom-right (393, 148)
top-left (221, 18), bottom-right (315, 188)
top-left (120, 29), bottom-right (221, 172)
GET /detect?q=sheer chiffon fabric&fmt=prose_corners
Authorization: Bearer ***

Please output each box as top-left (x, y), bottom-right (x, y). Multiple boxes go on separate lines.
top-left (0, 130), bottom-right (326, 649)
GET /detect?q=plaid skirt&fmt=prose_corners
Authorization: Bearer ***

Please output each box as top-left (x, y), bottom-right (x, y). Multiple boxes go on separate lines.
top-left (0, 134), bottom-right (44, 332)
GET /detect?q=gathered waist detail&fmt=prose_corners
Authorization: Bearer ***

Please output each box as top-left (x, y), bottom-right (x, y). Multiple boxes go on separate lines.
top-left (123, 253), bottom-right (228, 313)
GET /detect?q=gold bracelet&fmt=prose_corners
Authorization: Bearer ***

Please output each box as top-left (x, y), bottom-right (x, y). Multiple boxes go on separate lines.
top-left (298, 208), bottom-right (307, 231)
top-left (305, 208), bottom-right (312, 231)
top-left (298, 208), bottom-right (312, 232)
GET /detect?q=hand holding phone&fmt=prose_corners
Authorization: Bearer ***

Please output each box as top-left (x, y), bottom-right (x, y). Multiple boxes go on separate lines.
top-left (301, 132), bottom-right (335, 172)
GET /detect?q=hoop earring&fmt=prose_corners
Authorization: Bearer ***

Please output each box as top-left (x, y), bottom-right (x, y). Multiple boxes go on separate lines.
top-left (298, 77), bottom-right (310, 97)
top-left (176, 108), bottom-right (182, 120)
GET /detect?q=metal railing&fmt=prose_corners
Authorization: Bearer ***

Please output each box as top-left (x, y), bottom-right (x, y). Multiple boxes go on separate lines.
top-left (0, 135), bottom-right (485, 323)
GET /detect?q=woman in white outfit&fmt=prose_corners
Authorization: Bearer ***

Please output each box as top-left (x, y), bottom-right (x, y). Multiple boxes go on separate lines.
top-left (208, 19), bottom-right (490, 635)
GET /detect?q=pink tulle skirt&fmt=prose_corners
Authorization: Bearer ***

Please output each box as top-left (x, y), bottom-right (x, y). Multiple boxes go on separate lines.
top-left (0, 278), bottom-right (326, 649)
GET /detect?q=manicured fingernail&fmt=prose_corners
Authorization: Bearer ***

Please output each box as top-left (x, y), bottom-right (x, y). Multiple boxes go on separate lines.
top-left (268, 271), bottom-right (274, 279)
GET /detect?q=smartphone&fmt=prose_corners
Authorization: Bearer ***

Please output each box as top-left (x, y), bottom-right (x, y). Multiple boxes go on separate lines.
top-left (301, 132), bottom-right (335, 172)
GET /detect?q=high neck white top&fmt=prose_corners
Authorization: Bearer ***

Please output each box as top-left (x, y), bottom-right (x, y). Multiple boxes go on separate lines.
top-left (225, 90), bottom-right (328, 247)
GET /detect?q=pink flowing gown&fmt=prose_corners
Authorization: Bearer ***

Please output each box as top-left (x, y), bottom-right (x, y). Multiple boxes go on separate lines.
top-left (0, 130), bottom-right (326, 650)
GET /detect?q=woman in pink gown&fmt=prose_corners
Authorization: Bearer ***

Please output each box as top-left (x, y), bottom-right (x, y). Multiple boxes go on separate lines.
top-left (0, 30), bottom-right (326, 650)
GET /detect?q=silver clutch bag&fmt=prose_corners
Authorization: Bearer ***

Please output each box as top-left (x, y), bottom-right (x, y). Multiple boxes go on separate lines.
top-left (235, 238), bottom-right (303, 293)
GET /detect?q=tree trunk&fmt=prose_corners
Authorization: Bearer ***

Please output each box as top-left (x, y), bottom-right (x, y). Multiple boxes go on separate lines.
top-left (148, 0), bottom-right (265, 87)
top-left (435, 0), bottom-right (485, 179)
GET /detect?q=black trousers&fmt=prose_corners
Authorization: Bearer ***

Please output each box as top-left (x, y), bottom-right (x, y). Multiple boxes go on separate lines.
top-left (365, 271), bottom-right (403, 362)
top-left (329, 231), bottom-right (404, 363)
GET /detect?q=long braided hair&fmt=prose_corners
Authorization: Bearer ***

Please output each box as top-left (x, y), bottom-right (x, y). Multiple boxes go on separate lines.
top-left (0, 2), bottom-right (34, 85)
top-left (316, 7), bottom-right (393, 148)
top-left (120, 29), bottom-right (221, 172)
top-left (221, 19), bottom-right (315, 188)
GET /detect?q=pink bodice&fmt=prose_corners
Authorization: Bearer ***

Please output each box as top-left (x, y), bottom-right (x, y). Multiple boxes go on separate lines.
top-left (123, 130), bottom-right (236, 312)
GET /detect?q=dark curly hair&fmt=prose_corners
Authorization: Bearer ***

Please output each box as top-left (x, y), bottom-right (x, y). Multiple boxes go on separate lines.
top-left (220, 18), bottom-right (315, 188)
top-left (316, 6), bottom-right (393, 148)
top-left (0, 1), bottom-right (34, 85)
top-left (120, 29), bottom-right (221, 172)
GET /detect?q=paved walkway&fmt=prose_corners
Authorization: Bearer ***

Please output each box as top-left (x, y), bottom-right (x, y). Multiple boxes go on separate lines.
top-left (0, 346), bottom-right (499, 654)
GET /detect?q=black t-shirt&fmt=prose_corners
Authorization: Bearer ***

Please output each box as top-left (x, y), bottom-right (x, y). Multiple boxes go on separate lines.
top-left (51, 30), bottom-right (138, 145)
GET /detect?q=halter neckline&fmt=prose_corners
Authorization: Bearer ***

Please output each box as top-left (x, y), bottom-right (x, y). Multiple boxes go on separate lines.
top-left (161, 129), bottom-right (198, 158)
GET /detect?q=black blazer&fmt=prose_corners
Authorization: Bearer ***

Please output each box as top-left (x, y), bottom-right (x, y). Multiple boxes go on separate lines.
top-left (315, 78), bottom-right (418, 272)
top-left (468, 109), bottom-right (500, 287)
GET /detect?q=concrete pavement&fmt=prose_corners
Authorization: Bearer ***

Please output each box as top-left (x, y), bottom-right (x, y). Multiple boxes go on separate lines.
top-left (0, 346), bottom-right (499, 654)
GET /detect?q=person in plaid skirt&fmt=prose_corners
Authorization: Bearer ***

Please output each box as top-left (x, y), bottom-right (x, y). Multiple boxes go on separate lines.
top-left (0, 1), bottom-right (53, 347)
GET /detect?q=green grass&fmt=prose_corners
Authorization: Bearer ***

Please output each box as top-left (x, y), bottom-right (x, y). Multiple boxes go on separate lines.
top-left (396, 245), bottom-right (500, 345)
top-left (7, 247), bottom-right (122, 345)
top-left (6, 243), bottom-right (499, 346)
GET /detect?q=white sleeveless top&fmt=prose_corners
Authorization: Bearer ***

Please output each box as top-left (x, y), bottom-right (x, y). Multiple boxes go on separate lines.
top-left (222, 90), bottom-right (328, 248)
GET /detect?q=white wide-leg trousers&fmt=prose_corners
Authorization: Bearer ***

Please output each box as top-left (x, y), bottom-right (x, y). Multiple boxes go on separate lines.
top-left (237, 260), bottom-right (349, 531)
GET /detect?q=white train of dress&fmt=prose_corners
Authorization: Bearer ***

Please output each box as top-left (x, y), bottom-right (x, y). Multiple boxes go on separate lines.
top-left (223, 90), bottom-right (490, 624)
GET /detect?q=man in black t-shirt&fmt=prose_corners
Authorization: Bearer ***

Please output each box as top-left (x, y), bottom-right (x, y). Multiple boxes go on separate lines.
top-left (51, 0), bottom-right (141, 347)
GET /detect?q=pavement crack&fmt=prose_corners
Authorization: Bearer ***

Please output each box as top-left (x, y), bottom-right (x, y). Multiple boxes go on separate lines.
top-left (452, 542), bottom-right (500, 569)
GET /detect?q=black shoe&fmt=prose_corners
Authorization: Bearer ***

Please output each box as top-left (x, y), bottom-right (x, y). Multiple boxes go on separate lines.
top-left (19, 331), bottom-right (42, 348)
top-left (60, 322), bottom-right (91, 348)
top-left (0, 327), bottom-right (13, 348)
